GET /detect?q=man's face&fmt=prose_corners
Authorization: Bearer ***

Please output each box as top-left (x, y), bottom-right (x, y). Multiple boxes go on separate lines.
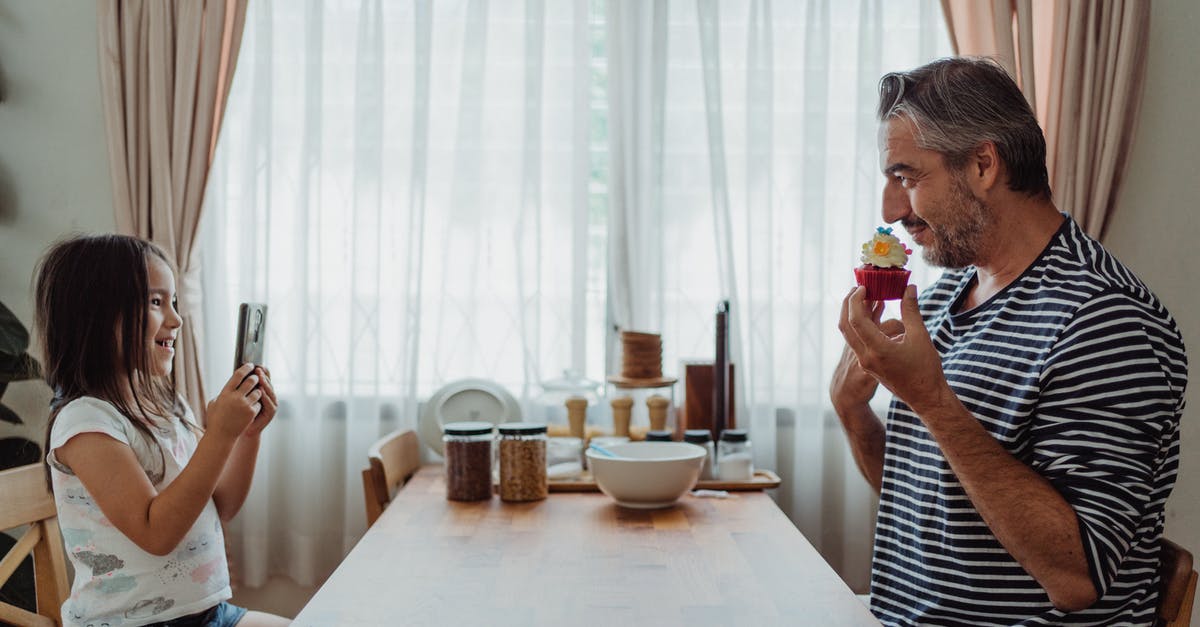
top-left (877, 117), bottom-right (992, 269)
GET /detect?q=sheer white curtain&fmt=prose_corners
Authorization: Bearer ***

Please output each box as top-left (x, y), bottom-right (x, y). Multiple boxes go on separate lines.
top-left (201, 0), bottom-right (603, 587)
top-left (203, 0), bottom-right (951, 592)
top-left (611, 0), bottom-right (950, 589)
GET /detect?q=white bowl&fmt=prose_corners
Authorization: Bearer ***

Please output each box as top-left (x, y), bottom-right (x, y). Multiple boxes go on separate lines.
top-left (585, 442), bottom-right (707, 509)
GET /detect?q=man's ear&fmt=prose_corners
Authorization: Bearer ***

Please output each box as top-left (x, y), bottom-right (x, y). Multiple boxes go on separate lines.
top-left (969, 141), bottom-right (1002, 193)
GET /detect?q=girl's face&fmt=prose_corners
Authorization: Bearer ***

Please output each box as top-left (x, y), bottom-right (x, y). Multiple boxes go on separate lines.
top-left (145, 256), bottom-right (183, 377)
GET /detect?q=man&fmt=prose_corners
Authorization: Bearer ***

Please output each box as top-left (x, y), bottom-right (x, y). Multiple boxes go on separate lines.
top-left (832, 56), bottom-right (1187, 625)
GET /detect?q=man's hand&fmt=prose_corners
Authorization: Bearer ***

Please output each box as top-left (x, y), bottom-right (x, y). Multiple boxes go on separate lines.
top-left (831, 295), bottom-right (905, 412)
top-left (832, 291), bottom-right (905, 492)
top-left (839, 284), bottom-right (953, 416)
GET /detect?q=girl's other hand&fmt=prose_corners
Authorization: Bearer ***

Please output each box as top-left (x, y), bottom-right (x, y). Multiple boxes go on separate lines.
top-left (242, 366), bottom-right (278, 439)
top-left (205, 363), bottom-right (262, 441)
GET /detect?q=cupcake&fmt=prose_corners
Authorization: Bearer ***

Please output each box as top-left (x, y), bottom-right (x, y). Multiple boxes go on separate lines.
top-left (854, 226), bottom-right (912, 300)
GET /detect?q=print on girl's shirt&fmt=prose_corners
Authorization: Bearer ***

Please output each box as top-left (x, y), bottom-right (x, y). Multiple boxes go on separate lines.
top-left (97, 574), bottom-right (137, 595)
top-left (124, 595), bottom-right (176, 619)
top-left (74, 550), bottom-right (125, 577)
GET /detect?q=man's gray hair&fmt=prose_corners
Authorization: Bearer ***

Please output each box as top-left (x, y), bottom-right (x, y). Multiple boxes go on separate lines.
top-left (878, 57), bottom-right (1051, 199)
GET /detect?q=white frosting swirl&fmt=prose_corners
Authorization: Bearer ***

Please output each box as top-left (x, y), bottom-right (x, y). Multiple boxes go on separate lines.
top-left (859, 227), bottom-right (910, 268)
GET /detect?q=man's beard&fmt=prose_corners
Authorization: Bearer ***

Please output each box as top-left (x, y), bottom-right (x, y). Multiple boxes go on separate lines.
top-left (906, 174), bottom-right (993, 269)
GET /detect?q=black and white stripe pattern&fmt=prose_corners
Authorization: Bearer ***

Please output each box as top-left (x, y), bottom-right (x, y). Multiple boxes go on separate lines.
top-left (870, 216), bottom-right (1187, 626)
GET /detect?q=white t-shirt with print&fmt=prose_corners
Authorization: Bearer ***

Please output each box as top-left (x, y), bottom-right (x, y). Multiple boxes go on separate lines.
top-left (47, 397), bottom-right (232, 627)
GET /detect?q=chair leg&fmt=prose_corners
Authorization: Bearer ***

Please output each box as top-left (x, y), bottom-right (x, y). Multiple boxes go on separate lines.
top-left (1169, 571), bottom-right (1197, 627)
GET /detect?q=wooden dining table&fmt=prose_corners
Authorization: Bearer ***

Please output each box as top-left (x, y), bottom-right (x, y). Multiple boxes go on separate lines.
top-left (293, 466), bottom-right (881, 626)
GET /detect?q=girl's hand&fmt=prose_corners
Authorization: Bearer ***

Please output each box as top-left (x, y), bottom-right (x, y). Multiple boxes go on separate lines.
top-left (242, 366), bottom-right (278, 439)
top-left (205, 363), bottom-right (263, 441)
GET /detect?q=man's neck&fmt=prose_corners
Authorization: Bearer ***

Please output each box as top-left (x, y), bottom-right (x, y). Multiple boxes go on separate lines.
top-left (962, 197), bottom-right (1063, 311)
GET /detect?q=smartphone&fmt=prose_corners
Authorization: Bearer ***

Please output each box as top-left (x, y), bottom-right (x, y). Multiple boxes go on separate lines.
top-left (234, 303), bottom-right (268, 371)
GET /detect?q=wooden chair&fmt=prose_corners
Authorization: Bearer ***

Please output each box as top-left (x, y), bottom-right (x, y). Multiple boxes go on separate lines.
top-left (1159, 537), bottom-right (1197, 627)
top-left (361, 429), bottom-right (422, 526)
top-left (1, 464), bottom-right (69, 627)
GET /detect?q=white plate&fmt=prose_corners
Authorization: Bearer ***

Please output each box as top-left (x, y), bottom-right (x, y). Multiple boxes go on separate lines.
top-left (418, 378), bottom-right (522, 456)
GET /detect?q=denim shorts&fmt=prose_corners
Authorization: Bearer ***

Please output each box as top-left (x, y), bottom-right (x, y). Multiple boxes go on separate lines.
top-left (150, 602), bottom-right (248, 627)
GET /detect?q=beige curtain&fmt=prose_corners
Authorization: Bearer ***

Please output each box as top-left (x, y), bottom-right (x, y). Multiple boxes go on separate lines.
top-left (97, 0), bottom-right (248, 420)
top-left (940, 0), bottom-right (1151, 240)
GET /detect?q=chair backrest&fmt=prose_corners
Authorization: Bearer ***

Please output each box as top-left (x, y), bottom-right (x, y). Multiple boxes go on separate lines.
top-left (0, 464), bottom-right (69, 627)
top-left (361, 429), bottom-right (421, 526)
top-left (1159, 537), bottom-right (1197, 626)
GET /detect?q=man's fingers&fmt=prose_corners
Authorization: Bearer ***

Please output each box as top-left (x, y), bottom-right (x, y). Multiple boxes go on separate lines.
top-left (899, 285), bottom-right (929, 339)
top-left (871, 298), bottom-right (886, 325)
top-left (880, 318), bottom-right (905, 337)
top-left (839, 288), bottom-right (871, 357)
top-left (845, 286), bottom-right (891, 352)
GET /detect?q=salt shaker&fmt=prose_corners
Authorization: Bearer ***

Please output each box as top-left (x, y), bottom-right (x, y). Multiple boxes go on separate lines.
top-left (645, 430), bottom-right (673, 442)
top-left (717, 429), bottom-right (753, 481)
top-left (646, 394), bottom-right (669, 432)
top-left (610, 396), bottom-right (633, 438)
top-left (684, 429), bottom-right (716, 480)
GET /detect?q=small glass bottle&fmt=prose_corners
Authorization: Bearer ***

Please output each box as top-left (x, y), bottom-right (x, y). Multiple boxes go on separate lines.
top-left (717, 429), bottom-right (754, 481)
top-left (644, 430), bottom-right (673, 442)
top-left (443, 421), bottom-right (495, 501)
top-left (498, 422), bottom-right (549, 502)
top-left (683, 429), bottom-right (715, 480)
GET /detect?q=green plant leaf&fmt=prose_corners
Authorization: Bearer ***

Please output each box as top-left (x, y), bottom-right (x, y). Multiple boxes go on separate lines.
top-left (0, 352), bottom-right (40, 383)
top-left (0, 402), bottom-right (21, 425)
top-left (0, 300), bottom-right (31, 361)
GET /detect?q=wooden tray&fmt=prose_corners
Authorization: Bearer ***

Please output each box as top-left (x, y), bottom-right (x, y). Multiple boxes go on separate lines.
top-left (548, 469), bottom-right (780, 492)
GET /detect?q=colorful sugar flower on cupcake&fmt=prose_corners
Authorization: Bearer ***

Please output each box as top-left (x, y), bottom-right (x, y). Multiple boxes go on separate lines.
top-left (854, 226), bottom-right (912, 300)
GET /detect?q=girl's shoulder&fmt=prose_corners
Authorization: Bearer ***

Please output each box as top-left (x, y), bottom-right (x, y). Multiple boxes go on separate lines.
top-left (47, 397), bottom-right (139, 476)
top-left (53, 396), bottom-right (130, 436)
top-left (49, 397), bottom-right (143, 453)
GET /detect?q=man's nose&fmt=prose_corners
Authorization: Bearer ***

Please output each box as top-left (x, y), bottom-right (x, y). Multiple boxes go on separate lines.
top-left (881, 182), bottom-right (910, 225)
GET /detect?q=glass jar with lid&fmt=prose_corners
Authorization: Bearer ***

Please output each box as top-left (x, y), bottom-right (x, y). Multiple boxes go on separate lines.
top-left (443, 421), bottom-right (495, 501)
top-left (498, 422), bottom-right (549, 502)
top-left (536, 369), bottom-right (603, 438)
top-left (716, 429), bottom-right (753, 481)
top-left (683, 429), bottom-right (715, 480)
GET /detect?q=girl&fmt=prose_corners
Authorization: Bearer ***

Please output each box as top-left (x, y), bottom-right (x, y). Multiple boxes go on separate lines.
top-left (34, 234), bottom-right (289, 627)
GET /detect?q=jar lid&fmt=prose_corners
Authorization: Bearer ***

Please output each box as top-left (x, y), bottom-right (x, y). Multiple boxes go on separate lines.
top-left (719, 429), bottom-right (748, 442)
top-left (443, 421), bottom-right (496, 436)
top-left (540, 369), bottom-right (602, 394)
top-left (498, 422), bottom-right (548, 435)
top-left (683, 429), bottom-right (713, 443)
top-left (645, 430), bottom-right (673, 442)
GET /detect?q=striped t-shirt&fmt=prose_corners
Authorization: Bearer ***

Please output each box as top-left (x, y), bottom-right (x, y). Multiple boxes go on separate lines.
top-left (870, 216), bottom-right (1187, 626)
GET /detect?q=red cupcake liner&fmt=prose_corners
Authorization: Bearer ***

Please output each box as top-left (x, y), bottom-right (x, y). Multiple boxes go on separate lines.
top-left (854, 267), bottom-right (910, 301)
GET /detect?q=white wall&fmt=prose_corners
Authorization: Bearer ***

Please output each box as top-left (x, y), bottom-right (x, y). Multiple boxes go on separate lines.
top-left (1, 0), bottom-right (1199, 616)
top-left (1107, 1), bottom-right (1200, 618)
top-left (0, 0), bottom-right (114, 444)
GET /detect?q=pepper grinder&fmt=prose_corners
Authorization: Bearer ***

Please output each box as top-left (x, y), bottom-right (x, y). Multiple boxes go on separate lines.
top-left (565, 396), bottom-right (588, 440)
top-left (611, 396), bottom-right (633, 437)
top-left (647, 395), bottom-right (669, 432)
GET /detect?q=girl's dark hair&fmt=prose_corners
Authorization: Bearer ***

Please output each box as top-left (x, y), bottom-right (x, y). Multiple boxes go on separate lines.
top-left (34, 234), bottom-right (193, 483)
